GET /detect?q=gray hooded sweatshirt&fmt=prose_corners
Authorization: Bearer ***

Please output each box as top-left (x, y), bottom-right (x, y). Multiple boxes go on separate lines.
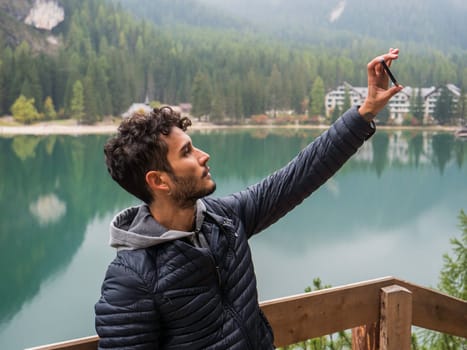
top-left (109, 200), bottom-right (209, 251)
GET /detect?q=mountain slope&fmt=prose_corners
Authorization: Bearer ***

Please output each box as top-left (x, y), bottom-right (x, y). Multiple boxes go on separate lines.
top-left (198, 0), bottom-right (467, 51)
top-left (107, 0), bottom-right (253, 32)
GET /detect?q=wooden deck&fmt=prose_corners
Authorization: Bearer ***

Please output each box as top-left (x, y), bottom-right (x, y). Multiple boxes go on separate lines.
top-left (26, 276), bottom-right (467, 350)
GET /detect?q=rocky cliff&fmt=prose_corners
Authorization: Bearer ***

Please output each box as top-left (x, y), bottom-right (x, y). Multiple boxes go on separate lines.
top-left (0, 0), bottom-right (64, 52)
top-left (24, 0), bottom-right (64, 31)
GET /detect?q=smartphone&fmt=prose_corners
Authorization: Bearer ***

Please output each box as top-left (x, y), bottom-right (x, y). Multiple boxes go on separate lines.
top-left (380, 59), bottom-right (399, 86)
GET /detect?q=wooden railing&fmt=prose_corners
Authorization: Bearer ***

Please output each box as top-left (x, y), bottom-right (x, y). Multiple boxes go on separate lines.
top-left (26, 276), bottom-right (466, 350)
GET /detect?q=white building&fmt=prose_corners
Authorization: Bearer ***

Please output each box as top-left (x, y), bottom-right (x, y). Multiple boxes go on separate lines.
top-left (325, 82), bottom-right (461, 124)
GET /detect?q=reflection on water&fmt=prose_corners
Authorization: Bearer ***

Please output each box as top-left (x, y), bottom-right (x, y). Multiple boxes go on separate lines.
top-left (0, 129), bottom-right (465, 349)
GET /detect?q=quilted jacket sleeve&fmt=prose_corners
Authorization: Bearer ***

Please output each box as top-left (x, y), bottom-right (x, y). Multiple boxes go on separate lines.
top-left (95, 257), bottom-right (160, 349)
top-left (214, 106), bottom-right (375, 237)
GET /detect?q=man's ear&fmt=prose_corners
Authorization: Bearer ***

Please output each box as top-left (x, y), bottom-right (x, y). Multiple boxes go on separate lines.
top-left (146, 170), bottom-right (170, 192)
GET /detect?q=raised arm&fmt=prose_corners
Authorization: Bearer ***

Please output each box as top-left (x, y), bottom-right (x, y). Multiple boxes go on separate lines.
top-left (210, 50), bottom-right (403, 237)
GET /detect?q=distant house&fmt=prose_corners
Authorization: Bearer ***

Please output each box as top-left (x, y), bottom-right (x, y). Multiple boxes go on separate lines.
top-left (178, 103), bottom-right (192, 116)
top-left (325, 82), bottom-right (461, 125)
top-left (423, 84), bottom-right (461, 120)
top-left (325, 82), bottom-right (366, 116)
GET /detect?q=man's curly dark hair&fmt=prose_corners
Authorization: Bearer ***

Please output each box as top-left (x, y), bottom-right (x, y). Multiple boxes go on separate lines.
top-left (104, 106), bottom-right (192, 204)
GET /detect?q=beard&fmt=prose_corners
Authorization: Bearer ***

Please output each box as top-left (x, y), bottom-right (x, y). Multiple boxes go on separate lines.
top-left (169, 173), bottom-right (216, 208)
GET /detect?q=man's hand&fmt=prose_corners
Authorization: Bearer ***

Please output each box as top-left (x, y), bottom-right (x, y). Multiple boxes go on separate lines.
top-left (358, 48), bottom-right (404, 122)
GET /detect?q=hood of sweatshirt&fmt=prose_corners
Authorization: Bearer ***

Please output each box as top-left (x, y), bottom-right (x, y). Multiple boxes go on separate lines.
top-left (109, 200), bottom-right (207, 251)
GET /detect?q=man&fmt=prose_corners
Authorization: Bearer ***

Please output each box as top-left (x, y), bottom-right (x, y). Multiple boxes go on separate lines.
top-left (95, 50), bottom-right (403, 349)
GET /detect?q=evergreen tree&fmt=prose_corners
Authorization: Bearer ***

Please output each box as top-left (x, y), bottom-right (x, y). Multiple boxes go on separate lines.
top-left (410, 88), bottom-right (425, 122)
top-left (433, 86), bottom-right (454, 125)
top-left (225, 78), bottom-right (242, 121)
top-left (461, 91), bottom-right (467, 125)
top-left (243, 69), bottom-right (265, 118)
top-left (377, 106), bottom-right (391, 125)
top-left (83, 76), bottom-right (99, 124)
top-left (342, 86), bottom-right (352, 112)
top-left (62, 52), bottom-right (82, 116)
top-left (86, 56), bottom-right (111, 117)
top-left (268, 64), bottom-right (282, 117)
top-left (0, 58), bottom-right (4, 115)
top-left (309, 76), bottom-right (325, 117)
top-left (439, 210), bottom-right (466, 300)
top-left (210, 93), bottom-right (225, 123)
top-left (14, 42), bottom-right (43, 111)
top-left (37, 55), bottom-right (56, 110)
top-left (191, 71), bottom-right (212, 121)
top-left (10, 95), bottom-right (40, 124)
top-left (1, 47), bottom-right (15, 114)
top-left (452, 88), bottom-right (466, 125)
top-left (108, 52), bottom-right (132, 116)
top-left (419, 210), bottom-right (466, 349)
top-left (70, 80), bottom-right (85, 122)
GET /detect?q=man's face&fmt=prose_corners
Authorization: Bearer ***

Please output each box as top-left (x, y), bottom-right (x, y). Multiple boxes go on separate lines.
top-left (162, 127), bottom-right (216, 207)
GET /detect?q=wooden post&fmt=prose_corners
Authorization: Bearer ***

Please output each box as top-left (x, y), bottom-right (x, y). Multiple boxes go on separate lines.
top-left (379, 285), bottom-right (412, 350)
top-left (352, 322), bottom-right (379, 350)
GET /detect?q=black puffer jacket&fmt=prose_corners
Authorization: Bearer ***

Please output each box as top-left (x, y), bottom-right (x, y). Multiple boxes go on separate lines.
top-left (95, 107), bottom-right (375, 349)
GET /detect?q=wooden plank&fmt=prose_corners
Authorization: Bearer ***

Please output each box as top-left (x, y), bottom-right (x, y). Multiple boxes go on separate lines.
top-left (261, 276), bottom-right (397, 346)
top-left (379, 285), bottom-right (412, 350)
top-left (25, 335), bottom-right (99, 350)
top-left (387, 279), bottom-right (467, 338)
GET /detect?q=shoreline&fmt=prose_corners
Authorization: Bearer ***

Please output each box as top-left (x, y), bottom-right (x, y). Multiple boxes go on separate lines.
top-left (0, 120), bottom-right (460, 136)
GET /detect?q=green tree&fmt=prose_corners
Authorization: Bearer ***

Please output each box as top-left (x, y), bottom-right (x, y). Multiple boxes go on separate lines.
top-left (1, 47), bottom-right (15, 114)
top-left (268, 64), bottom-right (282, 117)
top-left (309, 76), bottom-right (325, 117)
top-left (10, 95), bottom-right (40, 124)
top-left (191, 71), bottom-right (212, 121)
top-left (108, 52), bottom-right (132, 116)
top-left (410, 88), bottom-right (425, 122)
top-left (82, 75), bottom-right (99, 124)
top-left (88, 56), bottom-right (112, 117)
top-left (70, 80), bottom-right (85, 122)
top-left (14, 42), bottom-right (43, 111)
top-left (419, 210), bottom-right (466, 349)
top-left (210, 93), bottom-right (225, 123)
top-left (439, 210), bottom-right (466, 300)
top-left (434, 86), bottom-right (454, 125)
top-left (455, 89), bottom-right (466, 125)
top-left (243, 68), bottom-right (265, 118)
top-left (342, 85), bottom-right (352, 112)
top-left (0, 58), bottom-right (4, 115)
top-left (43, 96), bottom-right (57, 120)
top-left (377, 106), bottom-right (391, 125)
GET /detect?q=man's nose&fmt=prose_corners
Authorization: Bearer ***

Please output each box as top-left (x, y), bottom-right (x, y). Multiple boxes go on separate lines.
top-left (195, 148), bottom-right (210, 164)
